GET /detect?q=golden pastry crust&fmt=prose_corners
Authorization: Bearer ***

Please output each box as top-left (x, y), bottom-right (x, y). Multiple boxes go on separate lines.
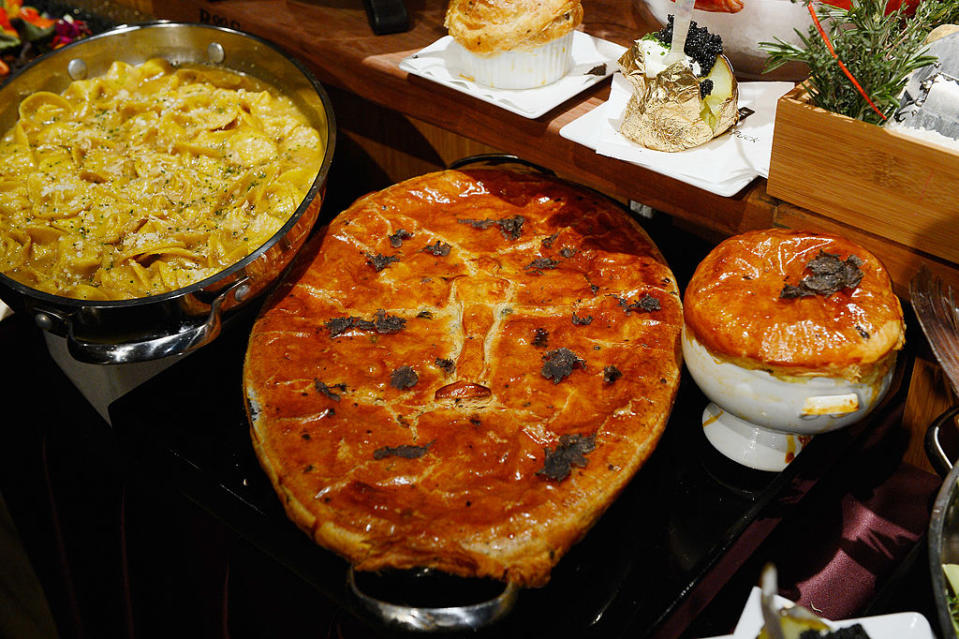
top-left (244, 168), bottom-right (682, 587)
top-left (444, 0), bottom-right (583, 55)
top-left (684, 228), bottom-right (905, 381)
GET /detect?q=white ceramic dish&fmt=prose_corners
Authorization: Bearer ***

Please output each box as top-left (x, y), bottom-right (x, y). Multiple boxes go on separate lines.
top-left (682, 326), bottom-right (895, 471)
top-left (449, 31), bottom-right (574, 90)
top-left (399, 32), bottom-right (625, 119)
top-left (731, 587), bottom-right (935, 639)
top-left (638, 0), bottom-right (814, 80)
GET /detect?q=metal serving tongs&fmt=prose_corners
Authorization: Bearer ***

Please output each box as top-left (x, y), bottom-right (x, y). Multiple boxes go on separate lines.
top-left (911, 267), bottom-right (959, 398)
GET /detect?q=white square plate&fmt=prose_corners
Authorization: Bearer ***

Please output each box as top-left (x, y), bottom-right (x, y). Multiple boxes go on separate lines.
top-left (730, 587), bottom-right (935, 639)
top-left (559, 74), bottom-right (794, 197)
top-left (399, 32), bottom-right (625, 119)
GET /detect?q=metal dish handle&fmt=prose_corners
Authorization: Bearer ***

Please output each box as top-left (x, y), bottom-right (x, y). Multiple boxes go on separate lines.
top-left (35, 276), bottom-right (251, 365)
top-left (346, 566), bottom-right (519, 632)
top-left (925, 404), bottom-right (959, 477)
top-left (448, 153), bottom-right (556, 176)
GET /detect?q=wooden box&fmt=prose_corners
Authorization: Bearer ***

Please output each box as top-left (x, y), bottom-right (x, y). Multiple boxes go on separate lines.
top-left (767, 84), bottom-right (959, 265)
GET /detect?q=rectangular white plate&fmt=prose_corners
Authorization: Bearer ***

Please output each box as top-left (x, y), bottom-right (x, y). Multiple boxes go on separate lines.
top-left (559, 74), bottom-right (794, 198)
top-left (731, 587), bottom-right (935, 639)
top-left (399, 32), bottom-right (626, 119)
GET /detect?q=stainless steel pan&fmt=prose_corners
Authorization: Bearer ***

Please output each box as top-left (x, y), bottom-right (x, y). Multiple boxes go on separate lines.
top-left (0, 22), bottom-right (336, 363)
top-left (927, 405), bottom-right (959, 639)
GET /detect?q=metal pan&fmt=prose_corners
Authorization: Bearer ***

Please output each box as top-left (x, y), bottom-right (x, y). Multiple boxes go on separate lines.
top-left (926, 404), bottom-right (959, 639)
top-left (0, 22), bottom-right (336, 363)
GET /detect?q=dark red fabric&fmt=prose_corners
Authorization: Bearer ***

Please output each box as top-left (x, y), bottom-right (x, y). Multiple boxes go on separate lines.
top-left (789, 463), bottom-right (940, 619)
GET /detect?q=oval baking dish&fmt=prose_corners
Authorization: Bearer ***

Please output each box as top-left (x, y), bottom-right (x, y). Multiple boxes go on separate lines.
top-left (0, 22), bottom-right (336, 363)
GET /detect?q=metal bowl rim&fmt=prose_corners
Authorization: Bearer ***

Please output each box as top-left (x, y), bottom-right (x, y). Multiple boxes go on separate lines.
top-left (929, 404), bottom-right (959, 639)
top-left (0, 21), bottom-right (336, 309)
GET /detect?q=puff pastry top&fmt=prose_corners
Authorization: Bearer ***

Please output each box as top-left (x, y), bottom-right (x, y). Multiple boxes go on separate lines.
top-left (244, 168), bottom-right (682, 587)
top-left (684, 229), bottom-right (904, 381)
top-left (445, 0), bottom-right (583, 55)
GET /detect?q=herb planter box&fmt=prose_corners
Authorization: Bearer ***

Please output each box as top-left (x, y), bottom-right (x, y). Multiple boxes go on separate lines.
top-left (768, 84), bottom-right (959, 265)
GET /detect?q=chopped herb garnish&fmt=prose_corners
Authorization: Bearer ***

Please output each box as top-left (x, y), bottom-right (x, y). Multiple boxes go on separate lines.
top-left (542, 232), bottom-right (560, 248)
top-left (435, 358), bottom-right (455, 374)
top-left (560, 247), bottom-right (577, 258)
top-left (608, 293), bottom-right (661, 314)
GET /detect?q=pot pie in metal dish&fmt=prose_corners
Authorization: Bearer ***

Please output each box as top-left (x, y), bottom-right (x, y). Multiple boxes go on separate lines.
top-left (243, 168), bottom-right (683, 586)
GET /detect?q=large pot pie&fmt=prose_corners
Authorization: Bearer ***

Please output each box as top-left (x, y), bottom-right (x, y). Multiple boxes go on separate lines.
top-left (243, 168), bottom-right (683, 587)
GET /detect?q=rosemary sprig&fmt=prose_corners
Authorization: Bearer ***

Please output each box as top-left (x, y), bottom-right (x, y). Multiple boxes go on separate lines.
top-left (760, 0), bottom-right (943, 125)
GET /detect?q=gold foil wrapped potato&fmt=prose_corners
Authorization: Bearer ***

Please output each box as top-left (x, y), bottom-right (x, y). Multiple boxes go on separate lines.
top-left (618, 37), bottom-right (739, 152)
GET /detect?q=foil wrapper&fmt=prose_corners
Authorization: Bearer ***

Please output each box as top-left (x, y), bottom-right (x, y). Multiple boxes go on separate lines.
top-left (617, 42), bottom-right (738, 153)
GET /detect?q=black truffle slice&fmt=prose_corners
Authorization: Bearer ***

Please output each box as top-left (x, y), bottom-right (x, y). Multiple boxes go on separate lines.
top-left (526, 257), bottom-right (560, 273)
top-left (571, 312), bottom-right (593, 326)
top-left (366, 252), bottom-right (400, 272)
top-left (434, 358), bottom-right (455, 374)
top-left (541, 348), bottom-right (585, 384)
top-left (532, 328), bottom-right (549, 348)
top-left (457, 215), bottom-right (526, 240)
top-left (373, 309), bottom-right (406, 334)
top-left (560, 247), bottom-right (577, 258)
top-left (390, 366), bottom-right (418, 390)
top-left (603, 366), bottom-right (622, 384)
top-left (423, 240), bottom-right (451, 256)
top-left (780, 250), bottom-right (864, 299)
top-left (314, 380), bottom-right (347, 401)
top-left (388, 229), bottom-right (412, 248)
top-left (798, 624), bottom-right (872, 639)
top-left (537, 434), bottom-right (596, 481)
top-left (325, 316), bottom-right (376, 338)
top-left (608, 293), bottom-right (661, 314)
top-left (374, 442), bottom-right (432, 460)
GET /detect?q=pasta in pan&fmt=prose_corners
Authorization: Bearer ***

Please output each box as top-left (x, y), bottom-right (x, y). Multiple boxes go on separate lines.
top-left (0, 58), bottom-right (323, 300)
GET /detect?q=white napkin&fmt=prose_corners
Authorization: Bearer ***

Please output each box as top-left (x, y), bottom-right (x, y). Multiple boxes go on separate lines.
top-left (0, 298), bottom-right (11, 322)
top-left (399, 32), bottom-right (626, 119)
top-left (595, 74), bottom-right (795, 183)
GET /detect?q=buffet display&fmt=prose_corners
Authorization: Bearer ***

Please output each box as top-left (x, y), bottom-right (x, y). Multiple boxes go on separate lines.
top-left (5, 0), bottom-right (959, 636)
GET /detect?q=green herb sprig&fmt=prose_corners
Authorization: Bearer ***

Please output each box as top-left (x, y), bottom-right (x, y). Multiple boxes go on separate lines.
top-left (760, 0), bottom-right (951, 125)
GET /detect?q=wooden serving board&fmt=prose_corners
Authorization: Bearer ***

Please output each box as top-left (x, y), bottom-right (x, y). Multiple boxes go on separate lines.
top-left (768, 85), bottom-right (959, 267)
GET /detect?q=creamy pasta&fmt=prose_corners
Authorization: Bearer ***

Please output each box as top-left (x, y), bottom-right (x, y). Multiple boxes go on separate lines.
top-left (0, 58), bottom-right (324, 300)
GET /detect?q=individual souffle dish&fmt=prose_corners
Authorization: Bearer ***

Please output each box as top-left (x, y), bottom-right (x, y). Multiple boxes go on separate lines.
top-left (444, 0), bottom-right (583, 89)
top-left (682, 228), bottom-right (905, 471)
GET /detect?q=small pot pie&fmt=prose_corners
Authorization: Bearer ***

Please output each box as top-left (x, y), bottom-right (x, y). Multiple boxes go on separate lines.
top-left (444, 0), bottom-right (583, 89)
top-left (684, 228), bottom-right (905, 384)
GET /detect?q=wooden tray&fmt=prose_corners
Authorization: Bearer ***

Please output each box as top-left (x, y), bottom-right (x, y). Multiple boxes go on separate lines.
top-left (767, 84), bottom-right (959, 265)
